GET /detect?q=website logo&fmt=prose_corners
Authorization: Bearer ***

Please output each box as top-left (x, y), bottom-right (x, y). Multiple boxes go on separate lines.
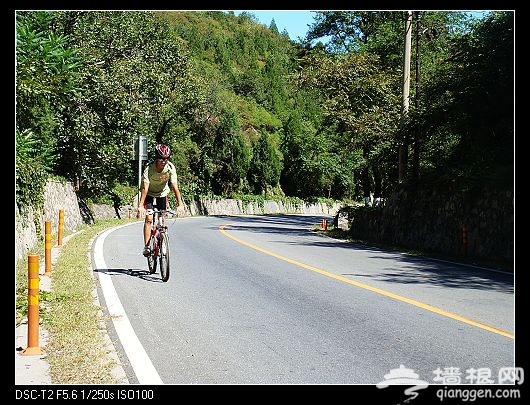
top-left (377, 364), bottom-right (429, 403)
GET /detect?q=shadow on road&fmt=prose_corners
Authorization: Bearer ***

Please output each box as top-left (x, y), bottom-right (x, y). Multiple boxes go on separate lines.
top-left (213, 214), bottom-right (513, 294)
top-left (94, 267), bottom-right (166, 283)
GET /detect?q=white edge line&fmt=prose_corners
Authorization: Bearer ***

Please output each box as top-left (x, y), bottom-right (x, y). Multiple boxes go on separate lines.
top-left (93, 224), bottom-right (163, 385)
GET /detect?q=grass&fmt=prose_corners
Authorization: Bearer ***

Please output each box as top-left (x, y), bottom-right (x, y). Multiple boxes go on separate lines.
top-left (15, 218), bottom-right (128, 384)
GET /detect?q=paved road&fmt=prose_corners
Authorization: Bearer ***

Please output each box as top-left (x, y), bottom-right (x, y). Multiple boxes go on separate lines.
top-left (95, 215), bottom-right (514, 384)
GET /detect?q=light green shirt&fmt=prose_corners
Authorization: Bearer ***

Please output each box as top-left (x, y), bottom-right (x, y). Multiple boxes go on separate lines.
top-left (142, 161), bottom-right (177, 197)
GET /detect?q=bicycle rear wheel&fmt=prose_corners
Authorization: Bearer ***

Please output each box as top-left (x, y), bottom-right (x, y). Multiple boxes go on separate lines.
top-left (147, 235), bottom-right (157, 274)
top-left (158, 232), bottom-right (170, 282)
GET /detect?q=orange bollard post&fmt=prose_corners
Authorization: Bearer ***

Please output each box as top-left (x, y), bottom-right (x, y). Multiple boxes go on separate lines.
top-left (321, 219), bottom-right (327, 230)
top-left (44, 221), bottom-right (52, 276)
top-left (58, 209), bottom-right (64, 247)
top-left (21, 255), bottom-right (44, 355)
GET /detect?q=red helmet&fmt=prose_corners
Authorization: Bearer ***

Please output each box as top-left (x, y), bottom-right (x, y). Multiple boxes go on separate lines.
top-left (155, 144), bottom-right (171, 159)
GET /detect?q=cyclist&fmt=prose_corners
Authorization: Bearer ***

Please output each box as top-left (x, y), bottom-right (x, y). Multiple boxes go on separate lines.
top-left (137, 144), bottom-right (185, 256)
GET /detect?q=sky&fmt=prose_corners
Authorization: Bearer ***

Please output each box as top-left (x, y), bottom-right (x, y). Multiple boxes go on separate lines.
top-left (231, 10), bottom-right (317, 41)
top-left (228, 10), bottom-right (490, 42)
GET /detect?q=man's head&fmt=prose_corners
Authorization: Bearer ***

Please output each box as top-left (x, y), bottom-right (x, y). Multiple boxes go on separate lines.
top-left (154, 144), bottom-right (170, 172)
top-left (155, 144), bottom-right (171, 160)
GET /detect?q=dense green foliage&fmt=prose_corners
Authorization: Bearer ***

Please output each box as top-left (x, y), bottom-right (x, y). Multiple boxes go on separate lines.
top-left (16, 11), bottom-right (83, 212)
top-left (15, 10), bottom-right (513, 212)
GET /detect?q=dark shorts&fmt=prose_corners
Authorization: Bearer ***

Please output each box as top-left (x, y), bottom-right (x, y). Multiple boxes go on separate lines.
top-left (144, 195), bottom-right (167, 211)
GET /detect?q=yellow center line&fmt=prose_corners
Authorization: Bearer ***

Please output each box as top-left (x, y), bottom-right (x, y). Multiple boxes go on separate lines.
top-left (218, 224), bottom-right (514, 340)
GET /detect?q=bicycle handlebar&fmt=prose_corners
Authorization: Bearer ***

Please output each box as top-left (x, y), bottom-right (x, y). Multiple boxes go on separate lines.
top-left (145, 208), bottom-right (177, 216)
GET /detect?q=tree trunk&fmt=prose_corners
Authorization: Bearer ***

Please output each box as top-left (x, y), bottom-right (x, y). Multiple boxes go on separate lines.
top-left (373, 167), bottom-right (382, 206)
top-left (362, 166), bottom-right (371, 206)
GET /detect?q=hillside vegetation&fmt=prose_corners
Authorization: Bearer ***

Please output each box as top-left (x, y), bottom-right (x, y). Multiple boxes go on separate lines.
top-left (16, 10), bottom-right (513, 214)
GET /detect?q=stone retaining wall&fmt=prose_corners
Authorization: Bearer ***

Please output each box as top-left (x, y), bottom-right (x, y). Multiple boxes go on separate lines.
top-left (21, 180), bottom-right (511, 266)
top-left (15, 180), bottom-right (84, 261)
top-left (91, 197), bottom-right (341, 219)
top-left (15, 181), bottom-right (341, 261)
top-left (345, 187), bottom-right (513, 265)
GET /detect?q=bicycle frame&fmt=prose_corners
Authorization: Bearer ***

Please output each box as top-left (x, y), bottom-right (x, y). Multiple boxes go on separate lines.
top-left (151, 210), bottom-right (165, 250)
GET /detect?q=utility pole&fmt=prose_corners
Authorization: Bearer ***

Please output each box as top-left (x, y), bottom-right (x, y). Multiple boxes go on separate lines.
top-left (412, 11), bottom-right (421, 180)
top-left (135, 135), bottom-right (147, 216)
top-left (399, 10), bottom-right (413, 183)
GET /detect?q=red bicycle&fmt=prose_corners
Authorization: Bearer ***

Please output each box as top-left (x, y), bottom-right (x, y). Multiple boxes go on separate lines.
top-left (146, 208), bottom-right (174, 282)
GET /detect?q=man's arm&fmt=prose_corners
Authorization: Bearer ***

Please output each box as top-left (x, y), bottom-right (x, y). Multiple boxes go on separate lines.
top-left (168, 163), bottom-right (185, 213)
top-left (170, 181), bottom-right (185, 212)
top-left (138, 164), bottom-right (151, 208)
top-left (137, 180), bottom-right (149, 218)
top-left (138, 181), bottom-right (149, 207)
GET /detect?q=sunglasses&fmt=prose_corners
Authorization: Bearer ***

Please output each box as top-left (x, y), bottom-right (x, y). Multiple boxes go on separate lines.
top-left (156, 158), bottom-right (168, 163)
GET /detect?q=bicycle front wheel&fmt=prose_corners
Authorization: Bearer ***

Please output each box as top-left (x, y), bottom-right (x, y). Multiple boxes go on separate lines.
top-left (158, 232), bottom-right (170, 282)
top-left (147, 235), bottom-right (157, 274)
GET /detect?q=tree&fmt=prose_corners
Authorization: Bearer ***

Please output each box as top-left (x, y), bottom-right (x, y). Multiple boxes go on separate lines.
top-left (212, 132), bottom-right (251, 196)
top-left (410, 11), bottom-right (513, 190)
top-left (15, 11), bottom-right (83, 211)
top-left (51, 11), bottom-right (204, 199)
top-left (269, 18), bottom-right (279, 34)
top-left (295, 47), bottom-right (401, 202)
top-left (302, 11), bottom-right (476, 199)
top-left (248, 132), bottom-right (282, 195)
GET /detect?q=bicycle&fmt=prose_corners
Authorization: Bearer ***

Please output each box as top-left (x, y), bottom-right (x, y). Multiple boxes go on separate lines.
top-left (146, 207), bottom-right (174, 282)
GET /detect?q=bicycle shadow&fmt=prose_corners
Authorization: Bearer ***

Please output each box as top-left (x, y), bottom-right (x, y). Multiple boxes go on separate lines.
top-left (93, 268), bottom-right (166, 283)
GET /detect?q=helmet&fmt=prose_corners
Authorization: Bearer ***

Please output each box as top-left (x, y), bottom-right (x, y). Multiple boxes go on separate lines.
top-left (155, 144), bottom-right (171, 159)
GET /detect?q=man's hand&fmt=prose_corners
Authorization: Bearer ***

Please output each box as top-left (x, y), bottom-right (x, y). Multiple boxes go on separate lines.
top-left (176, 204), bottom-right (185, 217)
top-left (137, 205), bottom-right (146, 219)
